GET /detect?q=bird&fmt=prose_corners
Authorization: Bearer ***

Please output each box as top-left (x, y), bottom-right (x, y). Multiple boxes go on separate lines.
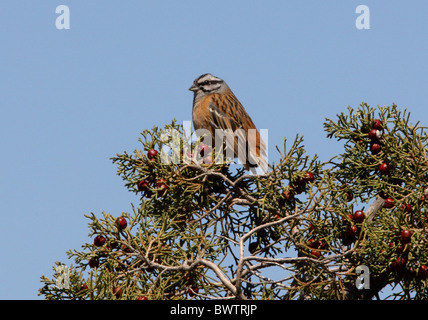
top-left (189, 73), bottom-right (267, 174)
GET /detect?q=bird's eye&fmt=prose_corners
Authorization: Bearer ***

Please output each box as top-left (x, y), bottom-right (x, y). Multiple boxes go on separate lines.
top-left (202, 80), bottom-right (210, 85)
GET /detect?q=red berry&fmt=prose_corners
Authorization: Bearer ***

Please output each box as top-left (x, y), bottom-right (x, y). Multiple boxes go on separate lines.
top-left (342, 214), bottom-right (353, 224)
top-left (203, 155), bottom-right (213, 164)
top-left (80, 282), bottom-right (88, 291)
top-left (272, 213), bottom-right (281, 221)
top-left (345, 191), bottom-right (354, 202)
top-left (352, 210), bottom-right (365, 223)
top-left (370, 143), bottom-right (382, 155)
top-left (199, 144), bottom-right (211, 157)
top-left (400, 204), bottom-right (412, 213)
top-left (137, 180), bottom-right (149, 192)
top-left (282, 189), bottom-right (295, 202)
top-left (157, 184), bottom-right (168, 196)
top-left (156, 179), bottom-right (168, 197)
top-left (368, 129), bottom-right (382, 141)
top-left (295, 172), bottom-right (315, 186)
top-left (307, 238), bottom-right (318, 249)
top-left (121, 244), bottom-right (132, 254)
top-left (156, 178), bottom-right (166, 186)
top-left (146, 157), bottom-right (157, 167)
top-left (418, 265), bottom-right (428, 279)
top-left (384, 197), bottom-right (395, 209)
top-left (400, 230), bottom-right (412, 244)
top-left (115, 217), bottom-right (127, 230)
top-left (188, 286), bottom-right (199, 297)
top-left (308, 239), bottom-right (325, 250)
top-left (88, 258), bottom-right (99, 268)
top-left (310, 249), bottom-right (321, 258)
top-left (137, 295), bottom-right (148, 300)
top-left (346, 225), bottom-right (358, 238)
top-left (113, 286), bottom-right (123, 299)
top-left (391, 257), bottom-right (407, 272)
top-left (147, 149), bottom-right (158, 159)
top-left (304, 172), bottom-right (315, 183)
top-left (372, 119), bottom-right (383, 130)
top-left (379, 162), bottom-right (391, 175)
top-left (94, 235), bottom-right (106, 247)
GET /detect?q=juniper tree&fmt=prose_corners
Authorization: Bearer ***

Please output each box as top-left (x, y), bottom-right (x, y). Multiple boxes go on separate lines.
top-left (39, 102), bottom-right (428, 300)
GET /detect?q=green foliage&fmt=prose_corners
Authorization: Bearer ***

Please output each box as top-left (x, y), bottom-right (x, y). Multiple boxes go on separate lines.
top-left (40, 103), bottom-right (428, 300)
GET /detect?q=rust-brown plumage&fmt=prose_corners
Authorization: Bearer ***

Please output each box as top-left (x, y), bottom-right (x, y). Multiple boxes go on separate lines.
top-left (189, 73), bottom-right (267, 174)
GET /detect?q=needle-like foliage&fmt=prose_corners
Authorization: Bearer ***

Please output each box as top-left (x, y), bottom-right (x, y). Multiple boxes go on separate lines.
top-left (40, 103), bottom-right (428, 300)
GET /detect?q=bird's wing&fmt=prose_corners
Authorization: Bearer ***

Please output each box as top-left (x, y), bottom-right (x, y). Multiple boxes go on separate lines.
top-left (207, 101), bottom-right (268, 174)
top-left (207, 101), bottom-right (248, 167)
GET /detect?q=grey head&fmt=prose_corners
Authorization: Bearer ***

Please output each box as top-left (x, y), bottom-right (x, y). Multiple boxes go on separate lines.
top-left (189, 73), bottom-right (230, 102)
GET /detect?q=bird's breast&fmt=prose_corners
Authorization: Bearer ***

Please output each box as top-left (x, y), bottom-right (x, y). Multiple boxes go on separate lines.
top-left (192, 97), bottom-right (213, 132)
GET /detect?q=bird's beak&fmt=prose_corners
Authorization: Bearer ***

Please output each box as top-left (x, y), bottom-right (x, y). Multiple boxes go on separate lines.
top-left (189, 84), bottom-right (198, 91)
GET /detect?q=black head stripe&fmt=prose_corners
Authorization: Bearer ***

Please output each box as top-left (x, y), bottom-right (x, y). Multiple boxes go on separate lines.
top-left (192, 74), bottom-right (224, 93)
top-left (196, 74), bottom-right (222, 84)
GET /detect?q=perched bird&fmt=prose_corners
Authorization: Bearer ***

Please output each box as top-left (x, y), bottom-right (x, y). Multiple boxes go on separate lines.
top-left (189, 73), bottom-right (267, 174)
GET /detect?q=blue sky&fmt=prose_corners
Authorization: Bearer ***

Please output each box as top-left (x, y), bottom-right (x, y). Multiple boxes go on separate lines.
top-left (1, 1), bottom-right (427, 299)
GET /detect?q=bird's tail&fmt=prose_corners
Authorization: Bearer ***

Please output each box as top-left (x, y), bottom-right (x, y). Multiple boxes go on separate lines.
top-left (245, 128), bottom-right (268, 175)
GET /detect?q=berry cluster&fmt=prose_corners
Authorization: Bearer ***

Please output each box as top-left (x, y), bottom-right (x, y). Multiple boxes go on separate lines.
top-left (347, 116), bottom-right (428, 285)
top-left (137, 149), bottom-right (169, 198)
top-left (88, 216), bottom-right (128, 269)
top-left (87, 216), bottom-right (151, 299)
top-left (339, 210), bottom-right (365, 246)
top-left (352, 118), bottom-right (389, 167)
top-left (278, 171), bottom-right (316, 206)
top-left (197, 143), bottom-right (213, 164)
top-left (385, 229), bottom-right (428, 280)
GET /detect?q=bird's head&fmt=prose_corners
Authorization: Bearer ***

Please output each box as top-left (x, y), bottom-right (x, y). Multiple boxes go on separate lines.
top-left (189, 74), bottom-right (229, 101)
